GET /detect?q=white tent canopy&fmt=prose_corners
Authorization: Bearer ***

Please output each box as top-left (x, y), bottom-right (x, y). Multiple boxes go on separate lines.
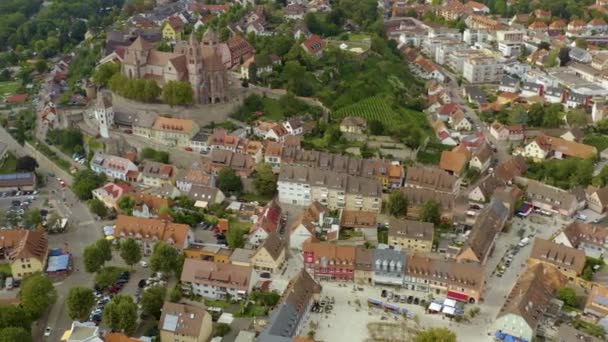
top-left (428, 302), bottom-right (442, 312)
top-left (443, 298), bottom-right (457, 308)
top-left (442, 306), bottom-right (456, 315)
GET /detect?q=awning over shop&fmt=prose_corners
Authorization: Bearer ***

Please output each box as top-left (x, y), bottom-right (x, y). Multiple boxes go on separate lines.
top-left (443, 298), bottom-right (457, 307)
top-left (428, 302), bottom-right (442, 311)
top-left (442, 306), bottom-right (456, 315)
top-left (447, 291), bottom-right (469, 302)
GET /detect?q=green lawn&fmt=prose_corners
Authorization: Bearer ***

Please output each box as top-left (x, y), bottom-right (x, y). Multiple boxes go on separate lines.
top-left (0, 153), bottom-right (17, 173)
top-left (230, 220), bottom-right (252, 234)
top-left (583, 134), bottom-right (608, 152)
top-left (238, 192), bottom-right (274, 205)
top-left (260, 97), bottom-right (284, 121)
top-left (0, 81), bottom-right (20, 96)
top-left (0, 263), bottom-right (11, 276)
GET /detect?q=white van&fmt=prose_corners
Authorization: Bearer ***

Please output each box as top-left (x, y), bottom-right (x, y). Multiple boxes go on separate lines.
top-left (5, 277), bottom-right (13, 290)
top-left (518, 238), bottom-right (530, 247)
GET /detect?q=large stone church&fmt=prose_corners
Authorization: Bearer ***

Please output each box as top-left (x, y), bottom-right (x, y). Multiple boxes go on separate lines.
top-left (122, 29), bottom-right (228, 104)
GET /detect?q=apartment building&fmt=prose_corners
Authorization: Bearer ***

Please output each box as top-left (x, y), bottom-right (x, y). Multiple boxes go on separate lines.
top-left (554, 221), bottom-right (608, 259)
top-left (303, 241), bottom-right (356, 281)
top-left (493, 264), bottom-right (567, 342)
top-left (278, 165), bottom-right (382, 212)
top-left (387, 219), bottom-right (434, 253)
top-left (159, 302), bottom-right (212, 342)
top-left (462, 29), bottom-right (489, 45)
top-left (258, 270), bottom-right (321, 342)
top-left (446, 49), bottom-right (485, 74)
top-left (525, 179), bottom-right (583, 217)
top-left (181, 259), bottom-right (253, 299)
top-left (404, 165), bottom-right (460, 193)
top-left (280, 149), bottom-right (404, 189)
top-left (90, 153), bottom-right (138, 181)
top-left (465, 15), bottom-right (503, 30)
top-left (140, 161), bottom-right (175, 188)
top-left (205, 149), bottom-right (255, 178)
top-left (456, 200), bottom-right (509, 265)
top-left (151, 117), bottom-right (200, 147)
top-left (528, 238), bottom-right (586, 281)
top-left (372, 247), bottom-right (406, 287)
top-left (404, 254), bottom-right (485, 303)
top-left (584, 285), bottom-right (608, 318)
top-left (113, 215), bottom-right (193, 255)
top-left (463, 55), bottom-right (503, 84)
top-left (0, 228), bottom-right (48, 279)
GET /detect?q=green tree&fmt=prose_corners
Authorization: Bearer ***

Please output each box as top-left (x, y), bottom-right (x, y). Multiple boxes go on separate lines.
top-left (414, 328), bottom-right (457, 342)
top-left (226, 225), bottom-right (246, 249)
top-left (67, 287), bottom-right (95, 321)
top-left (117, 195), bottom-right (135, 215)
top-left (253, 163), bottom-right (277, 197)
top-left (216, 168), bottom-right (243, 195)
top-left (92, 63), bottom-right (120, 87)
top-left (140, 285), bottom-right (166, 319)
top-left (169, 284), bottom-right (182, 302)
top-left (83, 244), bottom-right (105, 273)
top-left (575, 38), bottom-right (588, 49)
top-left (35, 60), bottom-right (47, 74)
top-left (419, 200), bottom-right (441, 226)
top-left (0, 327), bottom-right (32, 342)
top-left (387, 190), bottom-right (408, 217)
top-left (96, 238), bottom-right (113, 263)
top-left (150, 242), bottom-right (181, 276)
top-left (94, 267), bottom-right (123, 289)
top-left (566, 109), bottom-right (588, 127)
top-left (120, 238), bottom-right (141, 268)
top-left (19, 273), bottom-right (57, 319)
top-left (368, 119), bottom-right (384, 135)
top-left (23, 209), bottom-right (41, 228)
top-left (557, 287), bottom-right (577, 307)
top-left (72, 170), bottom-right (106, 200)
top-left (0, 306), bottom-right (31, 331)
top-left (162, 80), bottom-right (194, 106)
top-left (102, 295), bottom-right (138, 334)
top-left (88, 198), bottom-right (108, 218)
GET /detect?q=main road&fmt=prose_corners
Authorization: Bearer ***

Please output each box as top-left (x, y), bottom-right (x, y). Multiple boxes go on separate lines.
top-left (0, 119), bottom-right (103, 341)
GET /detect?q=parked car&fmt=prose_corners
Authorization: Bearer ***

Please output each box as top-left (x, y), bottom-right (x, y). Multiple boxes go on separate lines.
top-left (260, 272), bottom-right (271, 279)
top-left (139, 260), bottom-right (148, 268)
top-left (44, 327), bottom-right (52, 337)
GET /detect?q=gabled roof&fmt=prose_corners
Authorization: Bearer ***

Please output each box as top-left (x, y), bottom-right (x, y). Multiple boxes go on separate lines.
top-left (561, 221), bottom-right (608, 248)
top-left (439, 150), bottom-right (468, 174)
top-left (529, 238), bottom-right (586, 275)
top-left (301, 35), bottom-right (326, 54)
top-left (388, 219), bottom-right (433, 242)
top-left (458, 200), bottom-right (508, 263)
top-left (497, 263), bottom-right (567, 331)
top-left (494, 156), bottom-right (527, 183)
top-left (257, 231), bottom-right (286, 261)
top-left (9, 229), bottom-right (48, 261)
top-left (159, 302), bottom-right (209, 338)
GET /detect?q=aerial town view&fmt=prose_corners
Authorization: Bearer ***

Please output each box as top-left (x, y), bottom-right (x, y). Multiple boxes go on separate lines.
top-left (3, 0), bottom-right (608, 341)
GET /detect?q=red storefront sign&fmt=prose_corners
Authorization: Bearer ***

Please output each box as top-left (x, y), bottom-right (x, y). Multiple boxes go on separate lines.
top-left (447, 291), bottom-right (469, 302)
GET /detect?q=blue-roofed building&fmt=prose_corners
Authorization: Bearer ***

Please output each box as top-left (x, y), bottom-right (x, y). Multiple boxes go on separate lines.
top-left (258, 269), bottom-right (321, 342)
top-left (372, 246), bottom-right (406, 287)
top-left (584, 285), bottom-right (608, 318)
top-left (0, 172), bottom-right (36, 192)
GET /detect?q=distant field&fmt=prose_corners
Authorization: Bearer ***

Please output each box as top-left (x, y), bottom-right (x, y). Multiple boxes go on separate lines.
top-left (0, 81), bottom-right (20, 97)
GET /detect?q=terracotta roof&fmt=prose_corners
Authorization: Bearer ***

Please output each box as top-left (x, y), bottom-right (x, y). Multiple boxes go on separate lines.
top-left (5, 94), bottom-right (28, 103)
top-left (141, 161), bottom-right (174, 179)
top-left (537, 135), bottom-right (597, 159)
top-left (159, 302), bottom-right (209, 338)
top-left (264, 141), bottom-right (282, 157)
top-left (303, 241), bottom-right (355, 264)
top-left (439, 151), bottom-right (468, 174)
top-left (529, 21), bottom-right (548, 29)
top-left (302, 35), bottom-right (326, 54)
top-left (473, 142), bottom-right (492, 164)
top-left (464, 1), bottom-right (487, 10)
top-left (549, 20), bottom-right (566, 29)
top-left (0, 229), bottom-right (29, 251)
top-left (10, 229), bottom-right (48, 261)
top-left (104, 333), bottom-right (144, 342)
top-left (406, 165), bottom-right (458, 192)
top-left (251, 200), bottom-right (282, 234)
top-left (498, 263), bottom-right (567, 331)
top-left (569, 19), bottom-right (587, 27)
top-left (354, 246), bottom-right (373, 271)
top-left (437, 103), bottom-right (460, 116)
top-left (495, 156), bottom-right (527, 183)
top-left (589, 18), bottom-right (607, 26)
top-left (181, 259), bottom-right (251, 291)
top-left (406, 254), bottom-right (485, 290)
top-left (529, 238), bottom-right (586, 275)
top-left (114, 215), bottom-right (190, 248)
top-left (134, 191), bottom-right (171, 211)
top-left (153, 117), bottom-right (196, 133)
top-left (339, 210), bottom-right (377, 229)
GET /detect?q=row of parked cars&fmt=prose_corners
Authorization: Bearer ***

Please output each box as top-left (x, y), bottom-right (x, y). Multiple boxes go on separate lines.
top-left (1, 190), bottom-right (39, 198)
top-left (90, 271), bottom-right (130, 324)
top-left (381, 290), bottom-right (427, 307)
top-left (135, 272), bottom-right (167, 303)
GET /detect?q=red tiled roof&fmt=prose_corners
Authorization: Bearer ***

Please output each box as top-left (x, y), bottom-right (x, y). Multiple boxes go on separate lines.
top-left (5, 94), bottom-right (28, 103)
